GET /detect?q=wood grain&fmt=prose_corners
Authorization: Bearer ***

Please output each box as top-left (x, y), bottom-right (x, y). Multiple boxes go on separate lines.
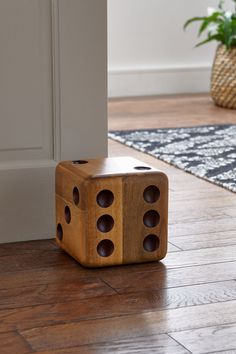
top-left (101, 261), bottom-right (236, 292)
top-left (0, 277), bottom-right (115, 310)
top-left (168, 242), bottom-right (181, 252)
top-left (170, 230), bottom-right (236, 250)
top-left (163, 245), bottom-right (236, 268)
top-left (86, 175), bottom-right (124, 267)
top-left (208, 351), bottom-right (236, 354)
top-left (122, 173), bottom-right (168, 264)
top-left (0, 239), bottom-right (58, 257)
top-left (56, 157), bottom-right (168, 267)
top-left (0, 331), bottom-right (31, 354)
top-left (1, 280), bottom-right (236, 334)
top-left (170, 323), bottom-right (236, 354)
top-left (108, 94), bottom-right (236, 131)
top-left (169, 207), bottom-right (227, 224)
top-left (224, 207), bottom-right (236, 218)
top-left (20, 301), bottom-right (236, 351)
top-left (0, 250), bottom-right (71, 273)
top-left (59, 156), bottom-right (162, 179)
top-left (34, 334), bottom-right (190, 354)
top-left (171, 195), bottom-right (235, 210)
top-left (56, 194), bottom-right (87, 266)
top-left (0, 262), bottom-right (102, 290)
top-left (168, 218), bottom-right (236, 237)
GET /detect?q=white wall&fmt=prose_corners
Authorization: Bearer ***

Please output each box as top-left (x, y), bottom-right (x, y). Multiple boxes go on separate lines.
top-left (108, 0), bottom-right (232, 97)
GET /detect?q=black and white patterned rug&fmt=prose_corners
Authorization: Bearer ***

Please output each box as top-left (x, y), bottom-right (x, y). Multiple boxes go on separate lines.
top-left (108, 125), bottom-right (236, 193)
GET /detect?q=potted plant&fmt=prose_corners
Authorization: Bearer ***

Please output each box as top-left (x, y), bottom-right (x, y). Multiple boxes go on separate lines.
top-left (184, 0), bottom-right (236, 109)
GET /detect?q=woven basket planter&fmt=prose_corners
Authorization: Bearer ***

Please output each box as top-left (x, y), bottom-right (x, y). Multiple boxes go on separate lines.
top-left (211, 44), bottom-right (236, 109)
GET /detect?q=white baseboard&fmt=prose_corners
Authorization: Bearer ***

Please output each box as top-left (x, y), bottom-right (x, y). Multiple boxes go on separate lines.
top-left (108, 65), bottom-right (212, 98)
top-left (0, 162), bottom-right (56, 243)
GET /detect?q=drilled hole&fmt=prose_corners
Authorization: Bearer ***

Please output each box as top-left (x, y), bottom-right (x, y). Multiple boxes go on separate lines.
top-left (72, 160), bottom-right (88, 164)
top-left (97, 215), bottom-right (114, 233)
top-left (143, 210), bottom-right (160, 228)
top-left (57, 223), bottom-right (63, 241)
top-left (97, 239), bottom-right (114, 257)
top-left (97, 190), bottom-right (114, 208)
top-left (143, 234), bottom-right (160, 252)
top-left (73, 186), bottom-right (80, 206)
top-left (65, 205), bottom-right (71, 224)
top-left (143, 185), bottom-right (160, 203)
top-left (134, 166), bottom-right (151, 171)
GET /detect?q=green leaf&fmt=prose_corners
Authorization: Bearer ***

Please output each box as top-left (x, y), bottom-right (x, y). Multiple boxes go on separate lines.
top-left (195, 34), bottom-right (222, 47)
top-left (183, 17), bottom-right (206, 31)
top-left (222, 17), bottom-right (233, 47)
top-left (198, 12), bottom-right (222, 36)
top-left (183, 0), bottom-right (236, 49)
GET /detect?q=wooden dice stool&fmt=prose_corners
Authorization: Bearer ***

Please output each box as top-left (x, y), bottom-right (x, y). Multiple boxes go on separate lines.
top-left (56, 156), bottom-right (168, 267)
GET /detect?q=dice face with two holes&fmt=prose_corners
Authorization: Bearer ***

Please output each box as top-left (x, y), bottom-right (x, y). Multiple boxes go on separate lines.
top-left (56, 156), bottom-right (168, 268)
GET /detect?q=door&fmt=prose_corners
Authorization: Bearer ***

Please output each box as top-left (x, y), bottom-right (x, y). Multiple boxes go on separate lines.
top-left (0, 0), bottom-right (107, 243)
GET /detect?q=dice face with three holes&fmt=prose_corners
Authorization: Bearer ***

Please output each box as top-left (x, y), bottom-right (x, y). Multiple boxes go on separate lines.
top-left (55, 156), bottom-right (168, 268)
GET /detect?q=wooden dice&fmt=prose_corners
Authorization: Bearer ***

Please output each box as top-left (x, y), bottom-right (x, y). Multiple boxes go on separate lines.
top-left (56, 156), bottom-right (168, 267)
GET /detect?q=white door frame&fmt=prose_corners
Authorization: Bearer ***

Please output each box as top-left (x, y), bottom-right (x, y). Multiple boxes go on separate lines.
top-left (0, 0), bottom-right (107, 243)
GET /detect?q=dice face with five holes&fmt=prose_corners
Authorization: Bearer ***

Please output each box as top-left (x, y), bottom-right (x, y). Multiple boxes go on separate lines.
top-left (56, 156), bottom-right (168, 268)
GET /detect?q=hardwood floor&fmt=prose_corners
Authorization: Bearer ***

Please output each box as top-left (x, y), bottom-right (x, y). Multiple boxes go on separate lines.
top-left (108, 93), bottom-right (236, 130)
top-left (1, 94), bottom-right (236, 353)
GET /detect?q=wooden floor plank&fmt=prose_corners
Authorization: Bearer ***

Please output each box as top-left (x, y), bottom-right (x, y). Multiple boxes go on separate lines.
top-left (0, 277), bottom-right (115, 310)
top-left (0, 239), bottom-right (58, 257)
top-left (0, 264), bottom-right (105, 291)
top-left (20, 301), bottom-right (236, 351)
top-left (101, 261), bottom-right (236, 292)
top-left (169, 188), bottom-right (233, 201)
top-left (168, 218), bottom-right (236, 238)
top-left (208, 350), bottom-right (236, 354)
top-left (108, 94), bottom-right (236, 131)
top-left (163, 245), bottom-right (236, 269)
top-left (1, 280), bottom-right (236, 334)
top-left (34, 334), bottom-right (190, 354)
top-left (0, 331), bottom-right (32, 354)
top-left (169, 207), bottom-right (227, 224)
top-left (167, 242), bottom-right (182, 252)
top-left (0, 250), bottom-right (73, 273)
top-left (224, 207), bottom-right (236, 218)
top-left (171, 230), bottom-right (236, 250)
top-left (2, 245), bottom-right (235, 293)
top-left (171, 195), bottom-right (236, 211)
top-left (170, 323), bottom-right (236, 354)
